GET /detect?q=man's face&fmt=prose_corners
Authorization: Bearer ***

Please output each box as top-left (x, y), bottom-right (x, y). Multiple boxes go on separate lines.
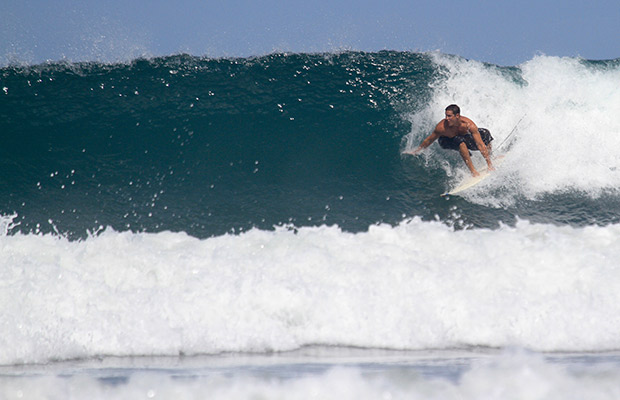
top-left (445, 110), bottom-right (459, 127)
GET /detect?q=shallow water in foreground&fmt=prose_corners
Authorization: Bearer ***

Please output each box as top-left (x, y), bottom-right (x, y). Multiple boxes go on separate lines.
top-left (2, 348), bottom-right (620, 400)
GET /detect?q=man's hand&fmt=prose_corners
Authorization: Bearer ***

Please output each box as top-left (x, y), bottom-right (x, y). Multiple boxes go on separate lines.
top-left (402, 148), bottom-right (422, 156)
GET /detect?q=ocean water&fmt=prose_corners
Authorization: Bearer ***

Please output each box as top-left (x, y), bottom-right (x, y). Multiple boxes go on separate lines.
top-left (2, 51), bottom-right (620, 398)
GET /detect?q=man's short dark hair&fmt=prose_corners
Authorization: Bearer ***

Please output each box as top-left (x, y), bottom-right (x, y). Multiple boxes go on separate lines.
top-left (445, 104), bottom-right (460, 115)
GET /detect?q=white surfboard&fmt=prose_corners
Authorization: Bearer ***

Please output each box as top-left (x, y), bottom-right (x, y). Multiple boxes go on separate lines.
top-left (441, 155), bottom-right (505, 197)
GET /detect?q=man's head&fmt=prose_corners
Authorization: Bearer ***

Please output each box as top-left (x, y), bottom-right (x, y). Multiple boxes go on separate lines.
top-left (445, 104), bottom-right (460, 115)
top-left (445, 104), bottom-right (460, 126)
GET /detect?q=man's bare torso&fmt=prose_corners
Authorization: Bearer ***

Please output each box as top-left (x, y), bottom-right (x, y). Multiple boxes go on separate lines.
top-left (435, 116), bottom-right (474, 138)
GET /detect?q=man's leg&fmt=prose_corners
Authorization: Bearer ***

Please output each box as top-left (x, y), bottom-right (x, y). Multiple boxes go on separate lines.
top-left (458, 142), bottom-right (479, 176)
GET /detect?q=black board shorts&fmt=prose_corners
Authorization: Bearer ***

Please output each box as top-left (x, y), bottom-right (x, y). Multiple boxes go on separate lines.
top-left (438, 128), bottom-right (493, 151)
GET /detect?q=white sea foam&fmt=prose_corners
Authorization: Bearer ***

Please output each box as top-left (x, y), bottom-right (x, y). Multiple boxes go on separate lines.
top-left (406, 54), bottom-right (620, 204)
top-left (2, 213), bottom-right (620, 365)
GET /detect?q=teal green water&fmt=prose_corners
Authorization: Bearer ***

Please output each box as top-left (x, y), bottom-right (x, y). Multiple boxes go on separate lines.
top-left (1, 51), bottom-right (619, 238)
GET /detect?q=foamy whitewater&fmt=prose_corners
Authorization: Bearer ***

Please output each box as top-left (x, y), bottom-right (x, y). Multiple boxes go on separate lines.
top-left (2, 51), bottom-right (620, 398)
top-left (3, 214), bottom-right (620, 364)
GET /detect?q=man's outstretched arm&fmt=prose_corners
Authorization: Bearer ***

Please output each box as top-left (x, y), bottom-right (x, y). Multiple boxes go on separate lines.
top-left (402, 131), bottom-right (440, 155)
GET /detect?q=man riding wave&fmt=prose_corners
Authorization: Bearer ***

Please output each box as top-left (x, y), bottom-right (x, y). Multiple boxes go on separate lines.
top-left (403, 104), bottom-right (494, 176)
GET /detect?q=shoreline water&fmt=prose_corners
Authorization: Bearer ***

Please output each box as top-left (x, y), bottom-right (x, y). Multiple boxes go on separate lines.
top-left (2, 347), bottom-right (620, 399)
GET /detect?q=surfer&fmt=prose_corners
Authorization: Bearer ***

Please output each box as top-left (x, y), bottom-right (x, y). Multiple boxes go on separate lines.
top-left (403, 104), bottom-right (494, 176)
